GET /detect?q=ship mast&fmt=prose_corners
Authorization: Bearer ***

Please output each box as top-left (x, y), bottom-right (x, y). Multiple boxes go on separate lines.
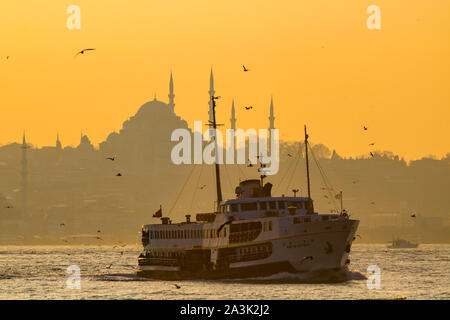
top-left (304, 125), bottom-right (311, 199)
top-left (211, 95), bottom-right (223, 211)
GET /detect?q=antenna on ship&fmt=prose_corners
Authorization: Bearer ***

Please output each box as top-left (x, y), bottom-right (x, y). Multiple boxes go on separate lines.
top-left (210, 95), bottom-right (223, 211)
top-left (304, 125), bottom-right (311, 199)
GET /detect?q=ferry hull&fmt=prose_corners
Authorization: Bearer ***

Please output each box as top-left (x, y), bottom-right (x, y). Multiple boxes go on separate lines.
top-left (137, 219), bottom-right (359, 280)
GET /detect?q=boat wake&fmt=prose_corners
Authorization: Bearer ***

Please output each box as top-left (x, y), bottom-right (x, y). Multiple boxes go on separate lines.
top-left (223, 267), bottom-right (367, 284)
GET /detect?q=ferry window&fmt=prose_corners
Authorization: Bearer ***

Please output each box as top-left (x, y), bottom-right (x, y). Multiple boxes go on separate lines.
top-left (268, 221), bottom-right (272, 231)
top-left (230, 204), bottom-right (239, 212)
top-left (288, 201), bottom-right (303, 209)
top-left (241, 223), bottom-right (249, 232)
top-left (304, 216), bottom-right (311, 223)
top-left (305, 201), bottom-right (314, 214)
top-left (226, 205), bottom-right (231, 213)
top-left (241, 202), bottom-right (257, 211)
top-left (259, 202), bottom-right (267, 210)
top-left (263, 222), bottom-right (267, 231)
top-left (224, 228), bottom-right (227, 237)
top-left (322, 216), bottom-right (329, 221)
top-left (278, 201), bottom-right (286, 209)
top-left (269, 201), bottom-right (277, 210)
top-left (293, 217), bottom-right (302, 224)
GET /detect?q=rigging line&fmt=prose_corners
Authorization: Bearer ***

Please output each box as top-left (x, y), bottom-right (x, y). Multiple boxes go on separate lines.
top-left (189, 162), bottom-right (205, 213)
top-left (167, 164), bottom-right (197, 217)
top-left (273, 151), bottom-right (299, 194)
top-left (236, 163), bottom-right (247, 180)
top-left (223, 164), bottom-right (235, 199)
top-left (308, 144), bottom-right (340, 212)
top-left (284, 153), bottom-right (302, 195)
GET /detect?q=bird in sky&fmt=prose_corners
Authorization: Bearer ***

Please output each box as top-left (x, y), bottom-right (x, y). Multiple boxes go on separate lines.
top-left (370, 152), bottom-right (374, 158)
top-left (324, 195), bottom-right (329, 199)
top-left (242, 65), bottom-right (250, 72)
top-left (95, 236), bottom-right (103, 240)
top-left (300, 256), bottom-right (313, 263)
top-left (97, 230), bottom-right (101, 233)
top-left (106, 264), bottom-right (112, 269)
top-left (370, 202), bottom-right (375, 205)
top-left (5, 205), bottom-right (13, 209)
top-left (199, 185), bottom-right (207, 190)
top-left (247, 160), bottom-right (253, 167)
top-left (174, 284), bottom-right (181, 289)
top-left (60, 223), bottom-right (65, 227)
top-left (212, 96), bottom-right (221, 100)
top-left (411, 214), bottom-right (416, 218)
top-left (116, 173), bottom-right (122, 177)
top-left (363, 126), bottom-right (368, 131)
top-left (287, 154), bottom-right (292, 157)
top-left (106, 156), bottom-right (116, 161)
top-left (352, 180), bottom-right (359, 184)
top-left (75, 48), bottom-right (96, 58)
top-left (369, 143), bottom-right (375, 146)
top-left (244, 106), bottom-right (253, 110)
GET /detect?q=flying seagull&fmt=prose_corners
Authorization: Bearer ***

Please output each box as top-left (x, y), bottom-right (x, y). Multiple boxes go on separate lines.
top-left (106, 263), bottom-right (112, 269)
top-left (106, 156), bottom-right (116, 161)
top-left (5, 205), bottom-right (13, 209)
top-left (199, 185), bottom-right (207, 190)
top-left (75, 48), bottom-right (96, 58)
top-left (287, 153), bottom-right (292, 157)
top-left (369, 143), bottom-right (375, 146)
top-left (370, 152), bottom-right (374, 158)
top-left (300, 256), bottom-right (313, 263)
top-left (174, 284), bottom-right (181, 289)
top-left (363, 126), bottom-right (368, 131)
top-left (116, 173), bottom-right (122, 177)
top-left (244, 106), bottom-right (253, 110)
top-left (242, 65), bottom-right (250, 72)
top-left (60, 223), bottom-right (65, 227)
top-left (411, 214), bottom-right (416, 218)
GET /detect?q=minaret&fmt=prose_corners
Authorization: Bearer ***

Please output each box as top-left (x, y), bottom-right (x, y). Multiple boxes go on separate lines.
top-left (56, 132), bottom-right (62, 150)
top-left (21, 132), bottom-right (28, 218)
top-left (168, 72), bottom-right (175, 111)
top-left (230, 99), bottom-right (237, 130)
top-left (269, 96), bottom-right (275, 144)
top-left (230, 99), bottom-right (237, 159)
top-left (208, 68), bottom-right (215, 124)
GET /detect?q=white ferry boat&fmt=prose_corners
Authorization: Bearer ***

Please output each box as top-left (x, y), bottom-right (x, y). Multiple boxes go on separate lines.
top-left (388, 237), bottom-right (419, 249)
top-left (137, 96), bottom-right (359, 280)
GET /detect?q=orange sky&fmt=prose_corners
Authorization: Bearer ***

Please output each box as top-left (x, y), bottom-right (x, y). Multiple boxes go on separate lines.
top-left (0, 0), bottom-right (449, 160)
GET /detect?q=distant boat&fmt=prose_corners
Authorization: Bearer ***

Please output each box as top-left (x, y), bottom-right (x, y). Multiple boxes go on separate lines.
top-left (387, 237), bottom-right (419, 249)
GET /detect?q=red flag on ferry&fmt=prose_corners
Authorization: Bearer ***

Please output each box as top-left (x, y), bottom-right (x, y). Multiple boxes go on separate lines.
top-left (153, 207), bottom-right (162, 218)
